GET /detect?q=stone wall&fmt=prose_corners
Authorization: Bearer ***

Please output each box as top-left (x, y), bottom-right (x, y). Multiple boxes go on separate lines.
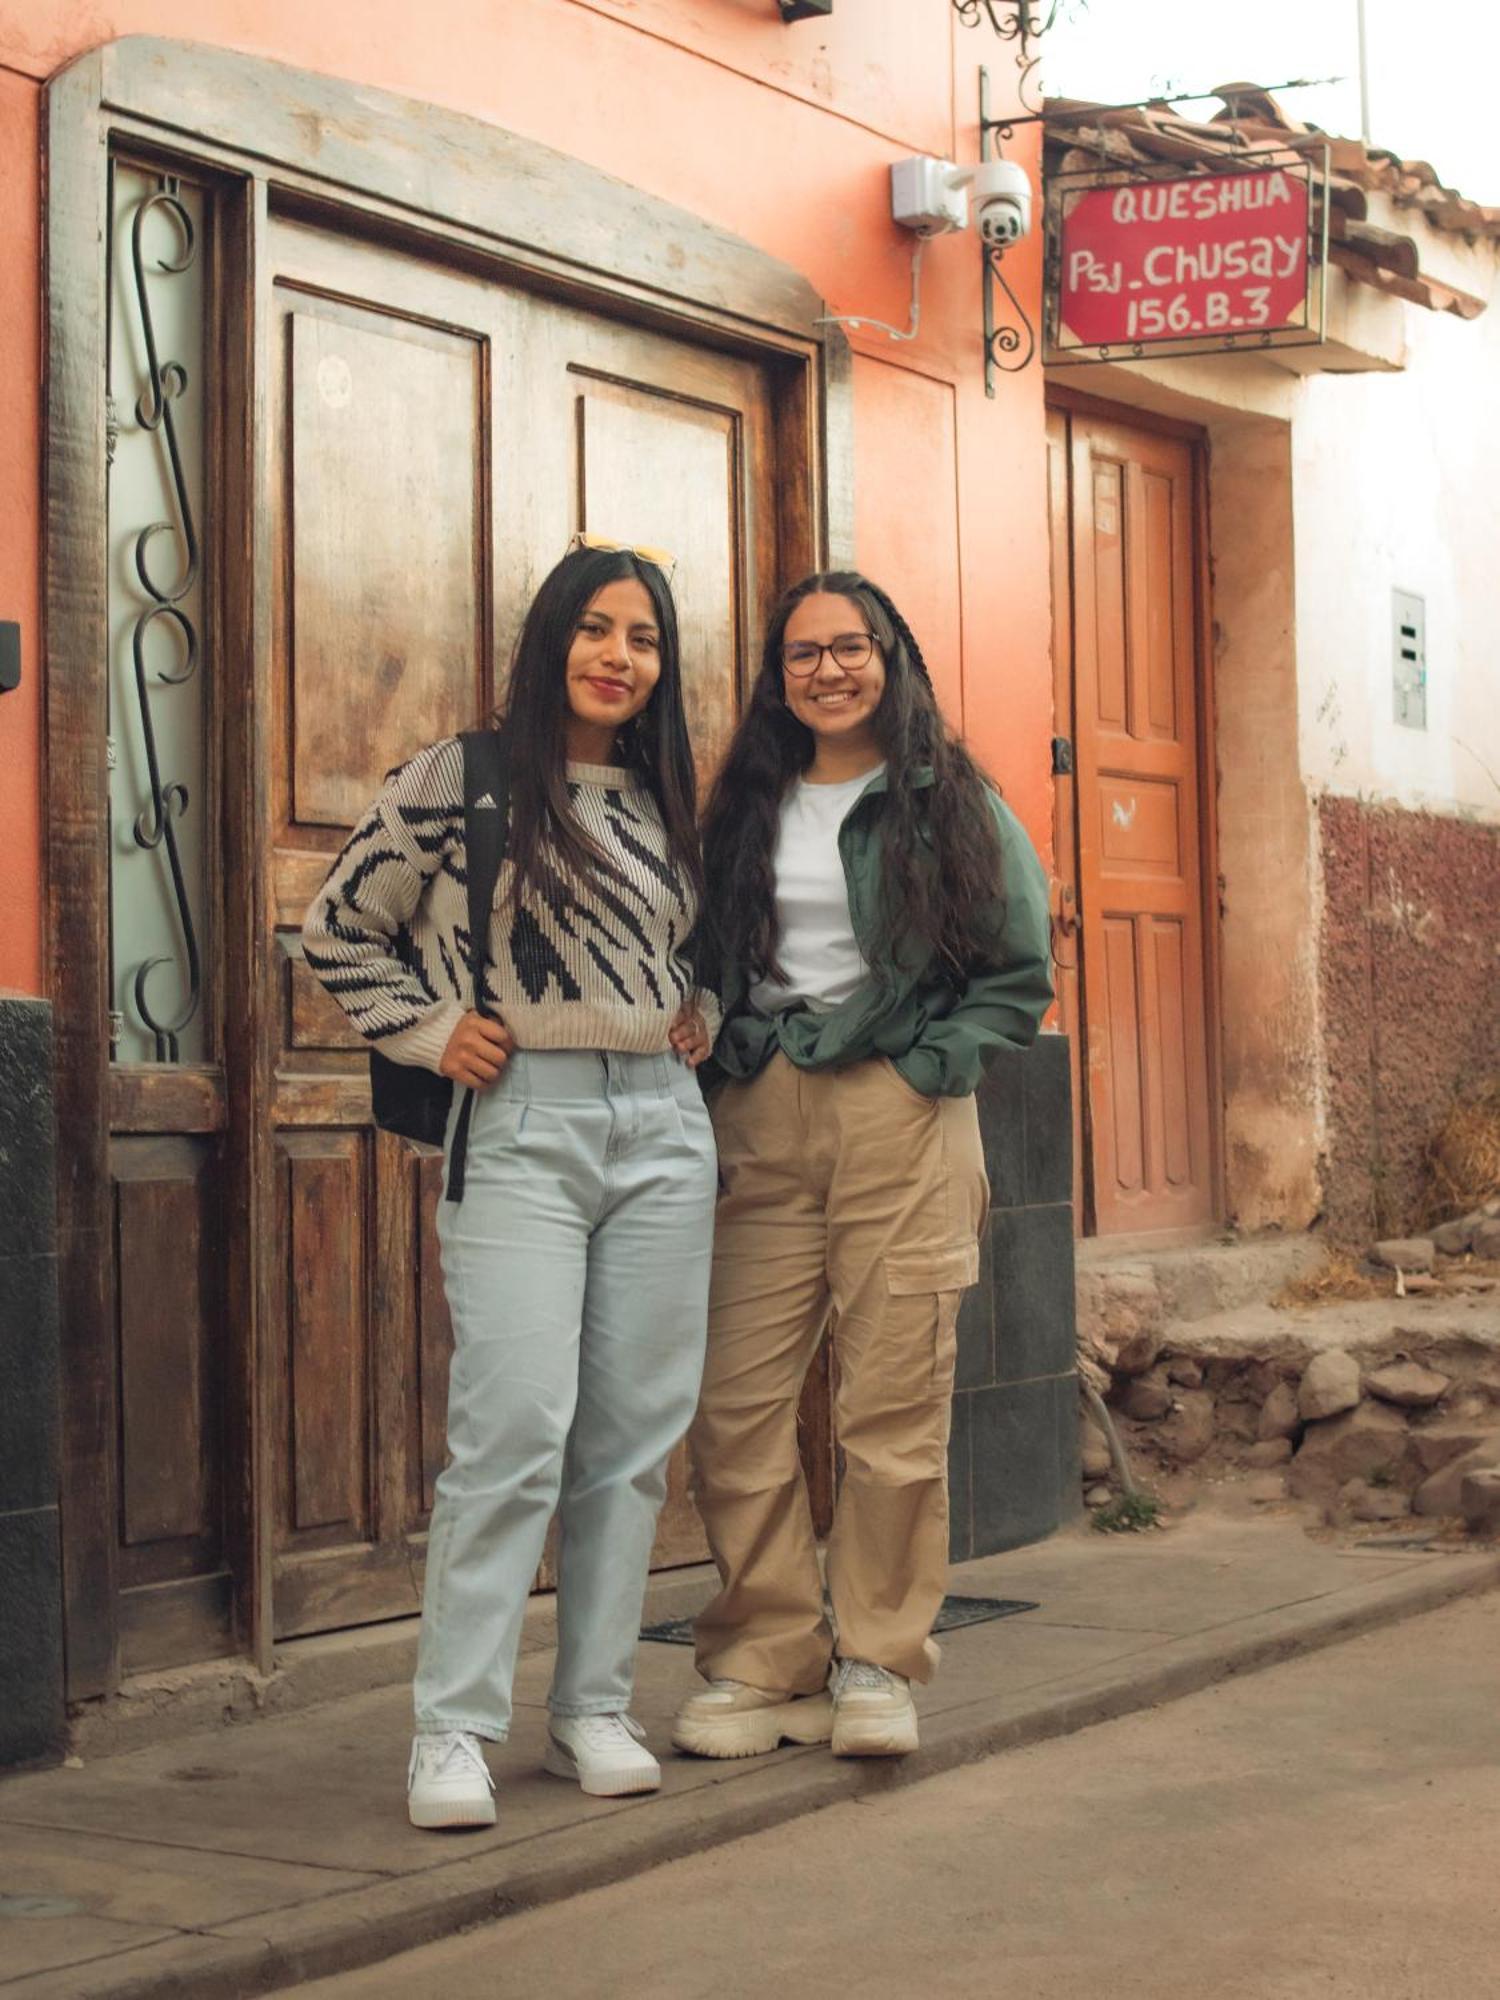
top-left (0, 995), bottom-right (63, 1767)
top-left (1318, 798), bottom-right (1500, 1243)
top-left (950, 1033), bottom-right (1081, 1561)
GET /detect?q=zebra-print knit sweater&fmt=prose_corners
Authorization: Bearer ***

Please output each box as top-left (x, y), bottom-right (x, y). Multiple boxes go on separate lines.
top-left (302, 737), bottom-right (716, 1072)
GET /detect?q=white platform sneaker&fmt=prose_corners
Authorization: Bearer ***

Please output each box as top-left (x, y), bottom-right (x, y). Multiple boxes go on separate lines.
top-left (672, 1679), bottom-right (835, 1760)
top-left (829, 1659), bottom-right (919, 1757)
top-left (544, 1713), bottom-right (662, 1797)
top-left (407, 1730), bottom-right (497, 1830)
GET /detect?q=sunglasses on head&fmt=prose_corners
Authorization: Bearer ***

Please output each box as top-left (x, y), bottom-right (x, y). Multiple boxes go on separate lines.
top-left (569, 532), bottom-right (677, 583)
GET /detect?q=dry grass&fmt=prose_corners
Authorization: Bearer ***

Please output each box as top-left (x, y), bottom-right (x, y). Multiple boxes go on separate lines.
top-left (1275, 1249), bottom-right (1391, 1310)
top-left (1423, 1076), bottom-right (1500, 1225)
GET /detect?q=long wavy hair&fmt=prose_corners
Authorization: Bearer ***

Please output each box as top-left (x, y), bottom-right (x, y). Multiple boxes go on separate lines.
top-left (493, 545), bottom-right (704, 913)
top-left (701, 570), bottom-right (1004, 984)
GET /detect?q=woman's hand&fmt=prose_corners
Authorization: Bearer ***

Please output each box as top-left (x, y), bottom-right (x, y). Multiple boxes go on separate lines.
top-left (669, 1003), bottom-right (712, 1069)
top-left (439, 1011), bottom-right (517, 1090)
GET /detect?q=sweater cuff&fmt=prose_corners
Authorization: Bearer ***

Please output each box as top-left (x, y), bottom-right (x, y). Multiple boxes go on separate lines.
top-left (374, 1001), bottom-right (465, 1075)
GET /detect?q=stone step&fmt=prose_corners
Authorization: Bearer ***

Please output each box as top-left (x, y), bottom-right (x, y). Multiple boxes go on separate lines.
top-left (1077, 1232), bottom-right (1323, 1356)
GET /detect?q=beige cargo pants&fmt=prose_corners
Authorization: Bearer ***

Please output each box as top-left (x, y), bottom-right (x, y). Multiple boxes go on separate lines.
top-left (689, 1051), bottom-right (987, 1694)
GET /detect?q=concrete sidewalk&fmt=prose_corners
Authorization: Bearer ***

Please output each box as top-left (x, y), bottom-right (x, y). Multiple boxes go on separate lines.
top-left (3, 1515), bottom-right (1496, 2000)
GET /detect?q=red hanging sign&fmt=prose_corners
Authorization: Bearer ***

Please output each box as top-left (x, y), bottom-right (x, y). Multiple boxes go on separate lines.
top-left (1052, 163), bottom-right (1315, 359)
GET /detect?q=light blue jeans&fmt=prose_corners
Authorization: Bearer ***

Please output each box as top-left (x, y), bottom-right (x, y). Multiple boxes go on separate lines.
top-left (413, 1048), bottom-right (717, 1740)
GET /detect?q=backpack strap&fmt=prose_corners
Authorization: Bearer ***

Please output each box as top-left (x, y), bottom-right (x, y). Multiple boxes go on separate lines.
top-left (444, 727), bottom-right (512, 1203)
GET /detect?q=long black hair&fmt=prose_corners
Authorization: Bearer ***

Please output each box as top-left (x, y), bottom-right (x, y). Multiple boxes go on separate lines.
top-left (701, 570), bottom-right (1004, 983)
top-left (494, 545), bottom-right (704, 913)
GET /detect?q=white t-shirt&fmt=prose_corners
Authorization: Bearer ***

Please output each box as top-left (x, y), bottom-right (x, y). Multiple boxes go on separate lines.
top-left (748, 767), bottom-right (882, 1014)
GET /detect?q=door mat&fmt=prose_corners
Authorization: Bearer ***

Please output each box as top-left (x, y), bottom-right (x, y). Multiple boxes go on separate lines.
top-left (641, 1594), bottom-right (1038, 1645)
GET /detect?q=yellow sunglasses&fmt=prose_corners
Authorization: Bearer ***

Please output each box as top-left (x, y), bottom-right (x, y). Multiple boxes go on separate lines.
top-left (569, 531), bottom-right (677, 582)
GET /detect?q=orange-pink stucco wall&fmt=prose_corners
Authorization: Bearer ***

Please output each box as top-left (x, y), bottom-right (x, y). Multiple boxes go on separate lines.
top-left (0, 0), bottom-right (1054, 993)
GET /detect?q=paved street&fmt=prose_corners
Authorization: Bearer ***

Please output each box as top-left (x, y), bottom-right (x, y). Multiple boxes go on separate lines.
top-left (303, 1588), bottom-right (1500, 2000)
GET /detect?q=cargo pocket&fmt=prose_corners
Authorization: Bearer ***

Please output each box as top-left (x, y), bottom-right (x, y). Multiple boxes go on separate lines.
top-left (884, 1241), bottom-right (980, 1392)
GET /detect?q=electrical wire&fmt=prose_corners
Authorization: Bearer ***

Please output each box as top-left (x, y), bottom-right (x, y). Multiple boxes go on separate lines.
top-left (814, 234), bottom-right (928, 344)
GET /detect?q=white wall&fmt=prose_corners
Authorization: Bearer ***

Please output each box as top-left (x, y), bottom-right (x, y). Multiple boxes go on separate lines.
top-left (1293, 217), bottom-right (1500, 822)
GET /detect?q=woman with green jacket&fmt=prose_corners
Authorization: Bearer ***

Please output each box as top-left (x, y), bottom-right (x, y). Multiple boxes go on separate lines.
top-left (673, 569), bottom-right (1052, 1763)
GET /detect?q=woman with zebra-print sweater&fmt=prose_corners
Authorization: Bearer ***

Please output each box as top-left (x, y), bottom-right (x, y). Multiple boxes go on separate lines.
top-left (303, 541), bottom-right (716, 1828)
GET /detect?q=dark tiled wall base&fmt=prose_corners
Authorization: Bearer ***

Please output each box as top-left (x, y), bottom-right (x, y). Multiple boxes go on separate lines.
top-left (0, 997), bottom-right (64, 1768)
top-left (950, 1036), bottom-right (1081, 1564)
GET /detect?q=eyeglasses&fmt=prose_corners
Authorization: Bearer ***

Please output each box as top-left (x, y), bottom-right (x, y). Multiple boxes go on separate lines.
top-left (569, 532), bottom-right (677, 582)
top-left (781, 632), bottom-right (879, 676)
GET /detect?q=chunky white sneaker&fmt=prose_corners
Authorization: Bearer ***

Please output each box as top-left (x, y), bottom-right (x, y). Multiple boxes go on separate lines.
top-left (407, 1731), bottom-right (496, 1830)
top-left (671, 1679), bottom-right (835, 1760)
top-left (829, 1659), bottom-right (919, 1758)
top-left (544, 1713), bottom-right (661, 1797)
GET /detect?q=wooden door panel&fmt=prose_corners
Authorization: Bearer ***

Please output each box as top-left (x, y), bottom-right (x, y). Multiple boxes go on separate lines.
top-left (504, 300), bottom-right (774, 789)
top-left (1066, 411), bottom-right (1215, 1235)
top-left (112, 1134), bottom-right (230, 1668)
top-left (414, 1153), bottom-right (453, 1520)
top-left (277, 1131), bottom-right (370, 1544)
top-left (575, 373), bottom-right (742, 776)
top-left (286, 301), bottom-right (488, 832)
top-left (287, 953), bottom-right (366, 1052)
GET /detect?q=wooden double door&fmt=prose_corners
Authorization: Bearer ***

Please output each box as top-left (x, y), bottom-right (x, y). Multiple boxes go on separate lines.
top-left (101, 186), bottom-right (810, 1675)
top-left (1046, 402), bottom-right (1218, 1237)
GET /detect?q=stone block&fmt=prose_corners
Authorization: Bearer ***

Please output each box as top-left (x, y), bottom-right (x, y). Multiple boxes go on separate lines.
top-left (0, 1252), bottom-right (60, 1516)
top-left (1459, 1468), bottom-right (1500, 1535)
top-left (1244, 1438), bottom-right (1293, 1468)
top-left (1474, 1219), bottom-right (1500, 1260)
top-left (1214, 1399), bottom-right (1260, 1444)
top-left (1080, 1418), bottom-right (1112, 1482)
top-left (1411, 1424), bottom-right (1497, 1477)
top-left (1365, 1360), bottom-right (1450, 1410)
top-left (1076, 1266), bottom-right (1163, 1373)
top-left (1022, 1033), bottom-right (1073, 1206)
top-left (1370, 1237), bottom-right (1436, 1273)
top-left (1348, 1480), bottom-right (1411, 1524)
top-left (1157, 1388), bottom-right (1215, 1465)
top-left (1165, 1357), bottom-right (1203, 1389)
top-left (947, 1391), bottom-right (973, 1564)
top-left (0, 998), bottom-right (56, 1263)
top-left (1287, 1402), bottom-right (1413, 1506)
top-left (970, 1378), bottom-right (1062, 1556)
top-left (1431, 1214), bottom-right (1481, 1256)
top-left (975, 1047), bottom-right (1026, 1210)
top-left (1414, 1440), bottom-right (1500, 1518)
top-left (1299, 1349), bottom-right (1361, 1422)
top-left (0, 1506), bottom-right (64, 1767)
top-left (1116, 1370), bottom-right (1171, 1422)
top-left (1258, 1380), bottom-right (1301, 1442)
top-left (992, 1204), bottom-right (1075, 1387)
top-left (954, 1227), bottom-right (994, 1391)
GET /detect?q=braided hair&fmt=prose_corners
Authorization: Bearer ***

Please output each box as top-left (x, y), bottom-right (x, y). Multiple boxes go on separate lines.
top-left (701, 569), bottom-right (1006, 988)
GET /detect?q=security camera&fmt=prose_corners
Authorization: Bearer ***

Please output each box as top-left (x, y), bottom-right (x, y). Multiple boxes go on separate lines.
top-left (971, 159), bottom-right (1033, 248)
top-left (890, 154), bottom-right (1034, 247)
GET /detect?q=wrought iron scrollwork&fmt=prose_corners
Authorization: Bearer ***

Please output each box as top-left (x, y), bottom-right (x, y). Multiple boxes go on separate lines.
top-left (122, 176), bottom-right (203, 1063)
top-left (955, 0), bottom-right (1064, 123)
top-left (984, 248), bottom-right (1037, 377)
top-left (978, 69), bottom-right (1040, 390)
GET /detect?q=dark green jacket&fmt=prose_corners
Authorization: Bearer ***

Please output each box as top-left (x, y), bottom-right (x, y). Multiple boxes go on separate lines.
top-left (709, 767), bottom-right (1054, 1099)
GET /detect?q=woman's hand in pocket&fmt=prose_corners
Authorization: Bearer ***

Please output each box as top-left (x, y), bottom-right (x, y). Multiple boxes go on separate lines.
top-left (669, 1003), bottom-right (712, 1069)
top-left (439, 1011), bottom-right (516, 1089)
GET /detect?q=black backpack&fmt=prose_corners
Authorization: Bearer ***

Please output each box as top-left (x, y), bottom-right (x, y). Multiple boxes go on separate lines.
top-left (368, 728), bottom-right (511, 1204)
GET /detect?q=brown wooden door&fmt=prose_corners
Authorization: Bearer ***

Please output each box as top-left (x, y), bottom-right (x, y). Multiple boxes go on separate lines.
top-left (264, 209), bottom-right (784, 1638)
top-left (1050, 405), bottom-right (1216, 1236)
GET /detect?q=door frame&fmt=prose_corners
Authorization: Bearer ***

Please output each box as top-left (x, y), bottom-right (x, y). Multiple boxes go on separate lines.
top-left (45, 35), bottom-right (851, 1699)
top-left (1044, 383), bottom-right (1225, 1240)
